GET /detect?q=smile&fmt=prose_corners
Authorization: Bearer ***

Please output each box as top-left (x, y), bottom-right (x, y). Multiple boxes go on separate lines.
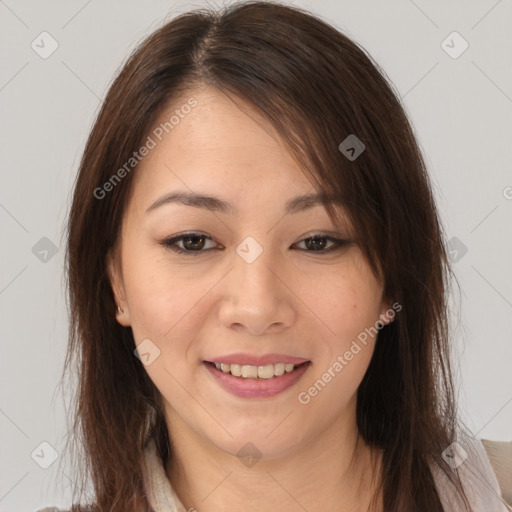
top-left (210, 361), bottom-right (299, 379)
top-left (203, 361), bottom-right (311, 399)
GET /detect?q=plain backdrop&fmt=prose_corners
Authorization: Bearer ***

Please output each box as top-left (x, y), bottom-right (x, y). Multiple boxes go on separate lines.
top-left (0, 0), bottom-right (511, 509)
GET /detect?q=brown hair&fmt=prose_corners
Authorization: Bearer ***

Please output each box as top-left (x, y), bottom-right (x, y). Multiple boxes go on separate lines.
top-left (62, 1), bottom-right (470, 510)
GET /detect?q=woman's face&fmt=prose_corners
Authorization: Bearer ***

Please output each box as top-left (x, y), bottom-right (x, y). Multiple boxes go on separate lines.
top-left (109, 86), bottom-right (392, 459)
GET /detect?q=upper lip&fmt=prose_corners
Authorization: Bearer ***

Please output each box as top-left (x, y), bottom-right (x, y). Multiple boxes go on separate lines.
top-left (205, 353), bottom-right (310, 366)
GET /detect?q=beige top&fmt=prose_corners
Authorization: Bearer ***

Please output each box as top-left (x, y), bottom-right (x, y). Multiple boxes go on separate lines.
top-left (141, 434), bottom-right (510, 512)
top-left (37, 435), bottom-right (510, 511)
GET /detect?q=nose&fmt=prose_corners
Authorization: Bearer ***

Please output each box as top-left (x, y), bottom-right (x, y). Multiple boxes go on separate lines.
top-left (217, 242), bottom-right (296, 336)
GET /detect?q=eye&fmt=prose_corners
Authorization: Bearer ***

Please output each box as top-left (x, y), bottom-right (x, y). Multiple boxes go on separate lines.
top-left (292, 233), bottom-right (350, 253)
top-left (159, 232), bottom-right (218, 256)
top-left (159, 231), bottom-right (350, 256)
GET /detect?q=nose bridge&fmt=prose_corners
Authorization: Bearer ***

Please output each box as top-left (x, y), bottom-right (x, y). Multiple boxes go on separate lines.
top-left (232, 234), bottom-right (279, 304)
top-left (218, 234), bottom-right (295, 334)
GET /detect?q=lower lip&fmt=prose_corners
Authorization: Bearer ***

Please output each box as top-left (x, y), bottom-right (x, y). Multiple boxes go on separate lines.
top-left (204, 361), bottom-right (311, 399)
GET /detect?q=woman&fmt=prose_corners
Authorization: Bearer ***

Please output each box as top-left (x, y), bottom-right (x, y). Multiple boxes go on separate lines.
top-left (43, 1), bottom-right (508, 511)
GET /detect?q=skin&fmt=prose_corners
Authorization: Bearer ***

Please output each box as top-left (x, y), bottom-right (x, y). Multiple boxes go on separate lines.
top-left (108, 85), bottom-right (393, 512)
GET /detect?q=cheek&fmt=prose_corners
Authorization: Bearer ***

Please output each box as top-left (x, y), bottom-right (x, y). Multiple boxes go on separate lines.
top-left (298, 266), bottom-right (382, 402)
top-left (124, 256), bottom-right (204, 399)
top-left (121, 245), bottom-right (197, 337)
top-left (296, 283), bottom-right (380, 420)
top-left (121, 246), bottom-right (221, 380)
top-left (310, 275), bottom-right (383, 348)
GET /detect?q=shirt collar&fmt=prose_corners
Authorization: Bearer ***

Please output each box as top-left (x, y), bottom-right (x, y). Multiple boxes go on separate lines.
top-left (142, 436), bottom-right (188, 512)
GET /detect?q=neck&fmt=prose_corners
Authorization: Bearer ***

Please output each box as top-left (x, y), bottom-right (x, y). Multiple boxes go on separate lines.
top-left (164, 400), bottom-right (383, 512)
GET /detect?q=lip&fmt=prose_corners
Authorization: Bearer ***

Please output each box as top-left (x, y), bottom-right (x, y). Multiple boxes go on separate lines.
top-left (204, 360), bottom-right (311, 399)
top-left (205, 353), bottom-right (309, 366)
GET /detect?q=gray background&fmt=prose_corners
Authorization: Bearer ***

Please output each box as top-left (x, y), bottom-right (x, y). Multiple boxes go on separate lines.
top-left (0, 0), bottom-right (510, 509)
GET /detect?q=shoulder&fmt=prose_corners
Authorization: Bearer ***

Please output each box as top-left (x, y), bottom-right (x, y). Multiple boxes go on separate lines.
top-left (481, 439), bottom-right (512, 509)
top-left (432, 434), bottom-right (511, 512)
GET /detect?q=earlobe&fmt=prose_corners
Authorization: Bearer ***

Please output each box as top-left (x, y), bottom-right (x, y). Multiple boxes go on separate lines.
top-left (107, 250), bottom-right (131, 327)
top-left (378, 299), bottom-right (397, 327)
top-left (115, 303), bottom-right (131, 326)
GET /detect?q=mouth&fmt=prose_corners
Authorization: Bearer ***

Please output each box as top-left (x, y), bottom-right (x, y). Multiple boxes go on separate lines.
top-left (203, 360), bottom-right (311, 399)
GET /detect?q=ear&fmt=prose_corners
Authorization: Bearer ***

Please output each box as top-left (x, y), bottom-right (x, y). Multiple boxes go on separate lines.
top-left (377, 297), bottom-right (399, 327)
top-left (106, 248), bottom-right (131, 327)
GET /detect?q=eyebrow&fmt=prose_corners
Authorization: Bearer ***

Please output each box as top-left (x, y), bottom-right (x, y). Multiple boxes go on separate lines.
top-left (145, 191), bottom-right (341, 215)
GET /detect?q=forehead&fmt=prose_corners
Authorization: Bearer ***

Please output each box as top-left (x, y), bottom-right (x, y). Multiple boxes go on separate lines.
top-left (129, 86), bottom-right (318, 211)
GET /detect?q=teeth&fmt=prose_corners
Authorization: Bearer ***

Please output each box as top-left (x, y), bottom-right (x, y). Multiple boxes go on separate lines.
top-left (230, 364), bottom-right (242, 377)
top-left (213, 362), bottom-right (299, 379)
top-left (242, 365), bottom-right (258, 378)
top-left (274, 363), bottom-right (285, 376)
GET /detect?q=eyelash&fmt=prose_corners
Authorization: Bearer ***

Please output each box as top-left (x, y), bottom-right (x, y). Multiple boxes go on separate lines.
top-left (159, 232), bottom-right (350, 256)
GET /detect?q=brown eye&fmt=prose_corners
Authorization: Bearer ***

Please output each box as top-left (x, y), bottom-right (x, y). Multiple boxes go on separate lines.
top-left (304, 236), bottom-right (329, 251)
top-left (181, 234), bottom-right (206, 251)
top-left (160, 232), bottom-right (217, 255)
top-left (294, 234), bottom-right (349, 253)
